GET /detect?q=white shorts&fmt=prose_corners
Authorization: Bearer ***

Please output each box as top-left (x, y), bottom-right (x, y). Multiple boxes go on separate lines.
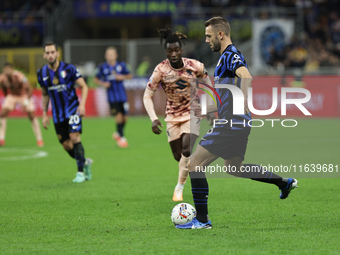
top-left (2, 94), bottom-right (35, 112)
top-left (165, 114), bottom-right (201, 142)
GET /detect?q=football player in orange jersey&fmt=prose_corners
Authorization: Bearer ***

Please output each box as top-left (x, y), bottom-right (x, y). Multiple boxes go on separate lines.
top-left (144, 26), bottom-right (213, 201)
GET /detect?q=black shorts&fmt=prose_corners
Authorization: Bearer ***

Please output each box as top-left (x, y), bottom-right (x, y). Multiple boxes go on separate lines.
top-left (199, 126), bottom-right (251, 161)
top-left (54, 113), bottom-right (83, 143)
top-left (109, 102), bottom-right (128, 116)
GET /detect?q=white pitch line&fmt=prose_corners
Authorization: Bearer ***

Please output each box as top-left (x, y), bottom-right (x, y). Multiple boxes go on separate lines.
top-left (0, 148), bottom-right (48, 161)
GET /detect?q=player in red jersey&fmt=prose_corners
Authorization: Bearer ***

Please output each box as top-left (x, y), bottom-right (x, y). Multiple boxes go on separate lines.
top-left (0, 63), bottom-right (43, 147)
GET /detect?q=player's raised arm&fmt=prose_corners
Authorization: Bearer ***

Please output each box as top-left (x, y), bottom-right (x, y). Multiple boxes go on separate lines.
top-left (41, 86), bottom-right (50, 130)
top-left (75, 77), bottom-right (88, 117)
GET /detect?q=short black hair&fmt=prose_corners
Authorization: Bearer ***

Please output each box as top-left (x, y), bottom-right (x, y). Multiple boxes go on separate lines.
top-left (44, 42), bottom-right (58, 51)
top-left (157, 25), bottom-right (187, 49)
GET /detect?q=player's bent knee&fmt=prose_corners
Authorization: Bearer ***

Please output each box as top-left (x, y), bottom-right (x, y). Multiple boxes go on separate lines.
top-left (62, 140), bottom-right (73, 151)
top-left (182, 148), bottom-right (191, 158)
top-left (69, 133), bottom-right (81, 144)
top-left (63, 144), bottom-right (73, 151)
top-left (187, 160), bottom-right (195, 172)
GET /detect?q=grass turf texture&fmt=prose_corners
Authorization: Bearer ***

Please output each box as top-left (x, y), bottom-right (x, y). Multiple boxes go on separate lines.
top-left (0, 117), bottom-right (339, 255)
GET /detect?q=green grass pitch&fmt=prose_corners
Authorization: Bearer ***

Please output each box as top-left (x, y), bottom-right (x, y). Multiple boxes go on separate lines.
top-left (0, 117), bottom-right (339, 255)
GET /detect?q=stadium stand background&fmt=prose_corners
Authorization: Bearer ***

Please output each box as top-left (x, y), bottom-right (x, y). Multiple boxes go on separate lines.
top-left (0, 0), bottom-right (339, 117)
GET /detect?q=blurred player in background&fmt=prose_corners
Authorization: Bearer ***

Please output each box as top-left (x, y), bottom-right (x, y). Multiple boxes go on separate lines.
top-left (143, 26), bottom-right (213, 201)
top-left (94, 46), bottom-right (132, 148)
top-left (0, 63), bottom-right (44, 147)
top-left (176, 17), bottom-right (298, 229)
top-left (37, 42), bottom-right (92, 183)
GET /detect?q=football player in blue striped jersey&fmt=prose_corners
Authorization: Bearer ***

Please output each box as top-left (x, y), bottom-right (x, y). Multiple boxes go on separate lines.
top-left (94, 46), bottom-right (132, 148)
top-left (176, 17), bottom-right (298, 229)
top-left (37, 42), bottom-right (93, 183)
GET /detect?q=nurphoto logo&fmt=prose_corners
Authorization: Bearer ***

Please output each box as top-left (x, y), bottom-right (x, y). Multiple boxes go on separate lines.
top-left (197, 80), bottom-right (312, 128)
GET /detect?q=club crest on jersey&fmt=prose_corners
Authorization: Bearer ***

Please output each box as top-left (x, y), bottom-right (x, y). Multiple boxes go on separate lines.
top-left (60, 70), bottom-right (67, 79)
top-left (53, 77), bottom-right (59, 85)
top-left (116, 65), bottom-right (122, 72)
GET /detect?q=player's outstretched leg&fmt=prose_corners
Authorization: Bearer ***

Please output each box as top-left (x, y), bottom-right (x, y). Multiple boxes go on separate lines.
top-left (237, 164), bottom-right (299, 199)
top-left (176, 171), bottom-right (212, 229)
top-left (280, 178), bottom-right (298, 199)
top-left (176, 145), bottom-right (217, 229)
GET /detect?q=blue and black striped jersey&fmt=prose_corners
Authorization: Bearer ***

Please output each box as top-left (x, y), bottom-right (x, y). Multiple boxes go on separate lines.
top-left (95, 61), bottom-right (130, 103)
top-left (37, 61), bottom-right (81, 123)
top-left (214, 44), bottom-right (251, 129)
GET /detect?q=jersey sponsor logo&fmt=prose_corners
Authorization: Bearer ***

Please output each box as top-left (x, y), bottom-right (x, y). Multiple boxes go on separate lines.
top-left (48, 84), bottom-right (67, 92)
top-left (175, 79), bottom-right (188, 90)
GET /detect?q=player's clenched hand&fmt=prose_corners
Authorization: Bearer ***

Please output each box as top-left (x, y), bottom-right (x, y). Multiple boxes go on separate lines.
top-left (152, 119), bottom-right (163, 135)
top-left (42, 114), bottom-right (49, 130)
top-left (77, 105), bottom-right (86, 117)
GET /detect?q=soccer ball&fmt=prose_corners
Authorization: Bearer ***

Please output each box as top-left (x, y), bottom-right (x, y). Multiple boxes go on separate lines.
top-left (171, 203), bottom-right (196, 225)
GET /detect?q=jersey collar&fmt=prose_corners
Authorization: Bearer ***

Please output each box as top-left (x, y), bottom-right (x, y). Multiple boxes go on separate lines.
top-left (222, 44), bottom-right (234, 54)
